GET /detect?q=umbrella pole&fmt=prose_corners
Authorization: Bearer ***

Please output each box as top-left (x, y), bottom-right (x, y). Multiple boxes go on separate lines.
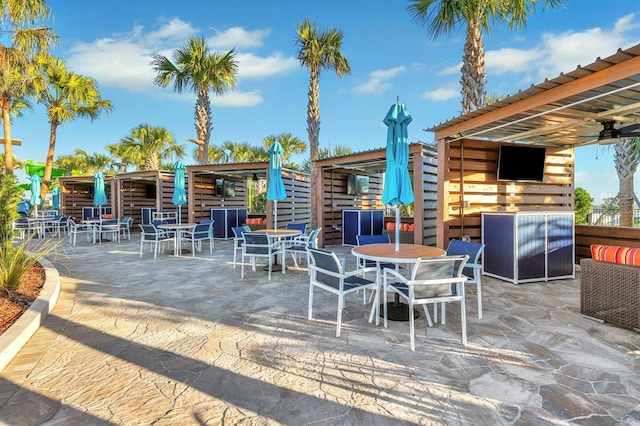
top-left (178, 205), bottom-right (182, 224)
top-left (395, 205), bottom-right (400, 251)
top-left (274, 200), bottom-right (278, 230)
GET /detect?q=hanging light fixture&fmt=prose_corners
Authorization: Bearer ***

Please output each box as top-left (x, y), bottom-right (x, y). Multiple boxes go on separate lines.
top-left (598, 120), bottom-right (620, 145)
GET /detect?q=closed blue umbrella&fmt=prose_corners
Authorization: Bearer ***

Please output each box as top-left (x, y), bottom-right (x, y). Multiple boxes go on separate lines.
top-left (30, 174), bottom-right (43, 217)
top-left (52, 186), bottom-right (60, 210)
top-left (382, 101), bottom-right (414, 251)
top-left (267, 140), bottom-right (287, 229)
top-left (93, 171), bottom-right (107, 217)
top-left (172, 160), bottom-right (187, 224)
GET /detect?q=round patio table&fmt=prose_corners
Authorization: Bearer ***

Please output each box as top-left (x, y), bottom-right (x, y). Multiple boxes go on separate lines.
top-left (352, 243), bottom-right (446, 323)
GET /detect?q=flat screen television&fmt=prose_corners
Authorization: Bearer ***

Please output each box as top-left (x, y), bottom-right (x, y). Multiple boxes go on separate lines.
top-left (215, 178), bottom-right (224, 197)
top-left (347, 174), bottom-right (369, 195)
top-left (223, 180), bottom-right (235, 197)
top-left (215, 179), bottom-right (235, 197)
top-left (497, 145), bottom-right (546, 182)
top-left (145, 184), bottom-right (156, 199)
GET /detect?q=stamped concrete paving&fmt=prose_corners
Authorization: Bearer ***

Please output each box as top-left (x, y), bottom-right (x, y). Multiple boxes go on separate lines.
top-left (0, 235), bottom-right (639, 425)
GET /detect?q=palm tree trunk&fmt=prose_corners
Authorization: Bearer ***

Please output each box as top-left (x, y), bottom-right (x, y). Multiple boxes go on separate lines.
top-left (42, 119), bottom-right (59, 199)
top-left (2, 99), bottom-right (14, 175)
top-left (615, 138), bottom-right (639, 227)
top-left (195, 89), bottom-right (211, 164)
top-left (307, 69), bottom-right (320, 229)
top-left (460, 18), bottom-right (486, 113)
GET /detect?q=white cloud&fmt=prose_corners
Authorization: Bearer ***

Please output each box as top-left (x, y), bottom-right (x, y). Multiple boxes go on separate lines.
top-left (206, 26), bottom-right (270, 50)
top-left (422, 86), bottom-right (459, 101)
top-left (438, 62), bottom-right (461, 76)
top-left (214, 90), bottom-right (263, 107)
top-left (485, 13), bottom-right (640, 84)
top-left (235, 52), bottom-right (298, 79)
top-left (67, 38), bottom-right (157, 92)
top-left (65, 19), bottom-right (292, 102)
top-left (353, 66), bottom-right (406, 94)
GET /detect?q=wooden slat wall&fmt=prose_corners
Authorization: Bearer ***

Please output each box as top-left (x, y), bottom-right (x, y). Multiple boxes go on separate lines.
top-left (267, 170), bottom-right (311, 227)
top-left (575, 225), bottom-right (640, 263)
top-left (440, 139), bottom-right (574, 247)
top-left (190, 173), bottom-right (247, 223)
top-left (188, 166), bottom-right (310, 227)
top-left (59, 176), bottom-right (116, 222)
top-left (417, 148), bottom-right (438, 246)
top-left (320, 168), bottom-right (384, 246)
top-left (116, 171), bottom-right (177, 228)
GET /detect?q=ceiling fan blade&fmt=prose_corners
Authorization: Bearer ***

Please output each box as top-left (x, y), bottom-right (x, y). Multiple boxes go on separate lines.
top-left (619, 123), bottom-right (640, 136)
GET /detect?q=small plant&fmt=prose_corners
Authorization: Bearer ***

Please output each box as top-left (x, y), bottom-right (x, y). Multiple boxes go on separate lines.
top-left (0, 239), bottom-right (38, 297)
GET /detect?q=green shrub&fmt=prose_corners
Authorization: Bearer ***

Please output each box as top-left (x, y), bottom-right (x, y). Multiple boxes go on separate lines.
top-left (0, 174), bottom-right (20, 243)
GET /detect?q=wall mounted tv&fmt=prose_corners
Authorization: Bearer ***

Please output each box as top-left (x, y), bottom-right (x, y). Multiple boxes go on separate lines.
top-left (497, 145), bottom-right (546, 182)
top-left (145, 184), bottom-right (156, 199)
top-left (347, 174), bottom-right (370, 195)
top-left (215, 178), bottom-right (235, 197)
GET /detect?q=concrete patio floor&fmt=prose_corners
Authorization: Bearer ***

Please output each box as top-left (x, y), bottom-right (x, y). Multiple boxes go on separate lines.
top-left (0, 234), bottom-right (639, 425)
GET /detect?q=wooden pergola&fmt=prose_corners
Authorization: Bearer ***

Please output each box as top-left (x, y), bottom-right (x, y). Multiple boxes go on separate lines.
top-left (427, 43), bottom-right (640, 249)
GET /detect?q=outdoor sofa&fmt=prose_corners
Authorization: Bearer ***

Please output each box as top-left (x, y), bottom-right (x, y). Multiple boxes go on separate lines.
top-left (580, 244), bottom-right (640, 331)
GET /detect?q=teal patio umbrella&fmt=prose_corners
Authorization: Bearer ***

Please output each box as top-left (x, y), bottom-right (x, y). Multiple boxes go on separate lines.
top-left (29, 174), bottom-right (43, 217)
top-left (382, 101), bottom-right (414, 251)
top-left (52, 186), bottom-right (60, 210)
top-left (172, 160), bottom-right (187, 224)
top-left (267, 140), bottom-right (287, 229)
top-left (93, 171), bottom-right (108, 217)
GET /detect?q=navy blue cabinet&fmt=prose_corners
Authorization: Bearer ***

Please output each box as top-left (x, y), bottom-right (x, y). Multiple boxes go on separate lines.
top-left (342, 209), bottom-right (384, 245)
top-left (141, 208), bottom-right (157, 225)
top-left (83, 206), bottom-right (112, 220)
top-left (481, 212), bottom-right (574, 284)
top-left (211, 208), bottom-right (248, 239)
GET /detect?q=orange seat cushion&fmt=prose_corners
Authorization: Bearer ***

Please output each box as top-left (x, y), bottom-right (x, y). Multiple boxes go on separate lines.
top-left (591, 244), bottom-right (640, 266)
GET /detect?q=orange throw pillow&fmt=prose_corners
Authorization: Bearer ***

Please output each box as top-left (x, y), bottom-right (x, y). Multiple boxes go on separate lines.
top-left (591, 244), bottom-right (640, 266)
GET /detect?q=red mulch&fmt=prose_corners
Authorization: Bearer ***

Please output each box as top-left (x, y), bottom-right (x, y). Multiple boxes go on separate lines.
top-left (0, 263), bottom-right (45, 335)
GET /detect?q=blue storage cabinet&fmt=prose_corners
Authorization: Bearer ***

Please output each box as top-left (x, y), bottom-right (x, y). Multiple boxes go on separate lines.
top-left (342, 209), bottom-right (384, 245)
top-left (211, 208), bottom-right (248, 239)
top-left (141, 208), bottom-right (157, 225)
top-left (481, 212), bottom-right (574, 284)
top-left (82, 206), bottom-right (112, 220)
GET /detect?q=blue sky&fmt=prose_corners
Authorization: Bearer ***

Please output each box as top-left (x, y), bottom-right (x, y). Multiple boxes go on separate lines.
top-left (9, 0), bottom-right (640, 205)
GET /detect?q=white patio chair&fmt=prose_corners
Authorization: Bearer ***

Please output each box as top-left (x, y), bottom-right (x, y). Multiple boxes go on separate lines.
top-left (119, 216), bottom-right (133, 240)
top-left (68, 218), bottom-right (93, 245)
top-left (307, 248), bottom-right (378, 337)
top-left (383, 255), bottom-right (469, 351)
top-left (445, 239), bottom-right (485, 319)
top-left (99, 218), bottom-right (120, 243)
top-left (139, 224), bottom-right (175, 259)
top-left (241, 232), bottom-right (283, 281)
top-left (182, 221), bottom-right (215, 257)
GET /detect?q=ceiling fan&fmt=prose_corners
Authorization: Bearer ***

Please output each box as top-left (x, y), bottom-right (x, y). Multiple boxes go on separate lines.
top-left (598, 120), bottom-right (640, 145)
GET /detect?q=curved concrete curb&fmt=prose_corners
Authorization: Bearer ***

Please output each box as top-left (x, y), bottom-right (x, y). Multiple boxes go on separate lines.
top-left (0, 257), bottom-right (60, 372)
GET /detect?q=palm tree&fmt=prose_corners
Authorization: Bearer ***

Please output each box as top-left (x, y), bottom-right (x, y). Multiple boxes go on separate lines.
top-left (151, 36), bottom-right (237, 164)
top-left (614, 138), bottom-right (639, 227)
top-left (408, 0), bottom-right (565, 113)
top-left (193, 144), bottom-right (229, 164)
top-left (36, 56), bottom-right (113, 197)
top-left (301, 145), bottom-right (352, 173)
top-left (221, 141), bottom-right (268, 163)
top-left (0, 0), bottom-right (57, 175)
top-left (263, 132), bottom-right (307, 167)
top-left (119, 124), bottom-right (185, 171)
top-left (105, 142), bottom-right (134, 173)
top-left (295, 18), bottom-right (351, 228)
top-left (55, 149), bottom-right (112, 176)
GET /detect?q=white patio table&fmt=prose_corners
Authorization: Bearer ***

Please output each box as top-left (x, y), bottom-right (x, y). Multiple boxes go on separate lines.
top-left (351, 243), bottom-right (445, 324)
